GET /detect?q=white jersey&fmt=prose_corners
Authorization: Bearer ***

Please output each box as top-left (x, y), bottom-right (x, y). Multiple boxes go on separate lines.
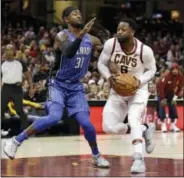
top-left (98, 37), bottom-right (157, 136)
top-left (98, 37), bottom-right (156, 92)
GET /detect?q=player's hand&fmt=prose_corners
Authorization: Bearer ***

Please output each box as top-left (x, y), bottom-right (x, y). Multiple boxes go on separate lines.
top-left (108, 73), bottom-right (120, 87)
top-left (78, 18), bottom-right (96, 38)
top-left (108, 75), bottom-right (116, 87)
top-left (161, 99), bottom-right (167, 107)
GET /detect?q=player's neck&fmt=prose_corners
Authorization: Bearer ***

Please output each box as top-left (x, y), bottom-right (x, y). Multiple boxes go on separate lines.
top-left (121, 39), bottom-right (135, 53)
top-left (68, 26), bottom-right (82, 37)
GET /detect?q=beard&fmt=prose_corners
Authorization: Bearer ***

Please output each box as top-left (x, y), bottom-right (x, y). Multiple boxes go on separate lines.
top-left (117, 35), bottom-right (130, 43)
top-left (70, 21), bottom-right (84, 29)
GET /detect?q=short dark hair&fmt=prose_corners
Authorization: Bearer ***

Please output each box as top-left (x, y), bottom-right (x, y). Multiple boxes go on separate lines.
top-left (119, 18), bottom-right (137, 31)
top-left (62, 6), bottom-right (79, 20)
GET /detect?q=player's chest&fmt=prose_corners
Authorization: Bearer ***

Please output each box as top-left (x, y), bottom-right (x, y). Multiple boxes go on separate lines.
top-left (69, 36), bottom-right (92, 56)
top-left (110, 51), bottom-right (142, 71)
top-left (76, 45), bottom-right (92, 56)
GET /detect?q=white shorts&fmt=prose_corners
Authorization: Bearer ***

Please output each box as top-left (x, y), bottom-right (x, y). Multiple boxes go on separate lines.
top-left (103, 89), bottom-right (150, 127)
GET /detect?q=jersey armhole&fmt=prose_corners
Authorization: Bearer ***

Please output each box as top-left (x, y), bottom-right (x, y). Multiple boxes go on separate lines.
top-left (140, 43), bottom-right (144, 63)
top-left (111, 38), bottom-right (116, 55)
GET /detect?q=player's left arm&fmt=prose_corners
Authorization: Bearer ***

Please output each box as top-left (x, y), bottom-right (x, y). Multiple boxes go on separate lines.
top-left (139, 46), bottom-right (157, 85)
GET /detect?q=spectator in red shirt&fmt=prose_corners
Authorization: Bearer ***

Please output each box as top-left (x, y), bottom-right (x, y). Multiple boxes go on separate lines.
top-left (157, 63), bottom-right (183, 132)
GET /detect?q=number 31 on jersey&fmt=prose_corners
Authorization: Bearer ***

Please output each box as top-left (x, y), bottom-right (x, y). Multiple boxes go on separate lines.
top-left (75, 57), bottom-right (84, 68)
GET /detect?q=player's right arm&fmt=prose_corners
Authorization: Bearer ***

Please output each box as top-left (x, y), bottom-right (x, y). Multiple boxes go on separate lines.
top-left (97, 39), bottom-right (114, 80)
top-left (55, 18), bottom-right (96, 58)
top-left (55, 31), bottom-right (82, 58)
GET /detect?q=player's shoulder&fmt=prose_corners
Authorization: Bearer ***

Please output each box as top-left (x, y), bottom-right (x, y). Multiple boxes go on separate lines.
top-left (104, 37), bottom-right (116, 48)
top-left (139, 42), bottom-right (154, 56)
top-left (88, 34), bottom-right (99, 40)
top-left (105, 37), bottom-right (116, 45)
top-left (143, 44), bottom-right (153, 52)
top-left (135, 38), bottom-right (153, 53)
top-left (56, 30), bottom-right (68, 41)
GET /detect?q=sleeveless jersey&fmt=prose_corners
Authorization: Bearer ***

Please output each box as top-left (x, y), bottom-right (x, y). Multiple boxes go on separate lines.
top-left (110, 37), bottom-right (148, 91)
top-left (55, 30), bottom-right (93, 83)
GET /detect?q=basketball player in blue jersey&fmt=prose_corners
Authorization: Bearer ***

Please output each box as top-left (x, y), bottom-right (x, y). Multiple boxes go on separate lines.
top-left (3, 6), bottom-right (110, 168)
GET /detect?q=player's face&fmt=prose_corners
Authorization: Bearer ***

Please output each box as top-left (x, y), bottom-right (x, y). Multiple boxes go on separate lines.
top-left (117, 22), bottom-right (134, 43)
top-left (67, 10), bottom-right (83, 28)
top-left (172, 68), bottom-right (179, 75)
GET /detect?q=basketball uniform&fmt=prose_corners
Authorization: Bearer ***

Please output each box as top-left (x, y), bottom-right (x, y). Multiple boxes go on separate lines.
top-left (99, 37), bottom-right (156, 130)
top-left (46, 29), bottom-right (93, 117)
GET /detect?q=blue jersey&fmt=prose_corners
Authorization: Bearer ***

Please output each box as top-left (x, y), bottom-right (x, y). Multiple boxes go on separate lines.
top-left (55, 29), bottom-right (93, 83)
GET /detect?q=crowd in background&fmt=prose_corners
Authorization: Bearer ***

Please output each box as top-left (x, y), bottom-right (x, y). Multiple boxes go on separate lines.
top-left (1, 18), bottom-right (184, 105)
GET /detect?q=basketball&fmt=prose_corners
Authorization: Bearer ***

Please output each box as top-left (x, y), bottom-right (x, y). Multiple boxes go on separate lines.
top-left (112, 73), bottom-right (138, 96)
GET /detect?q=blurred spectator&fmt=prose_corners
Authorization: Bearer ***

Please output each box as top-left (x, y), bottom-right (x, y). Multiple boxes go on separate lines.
top-left (148, 80), bottom-right (157, 99)
top-left (24, 26), bottom-right (36, 45)
top-left (97, 82), bottom-right (110, 100)
top-left (166, 45), bottom-right (176, 66)
top-left (43, 45), bottom-right (55, 64)
top-left (29, 40), bottom-right (39, 58)
top-left (39, 32), bottom-right (50, 49)
top-left (87, 84), bottom-right (100, 100)
top-left (156, 63), bottom-right (183, 133)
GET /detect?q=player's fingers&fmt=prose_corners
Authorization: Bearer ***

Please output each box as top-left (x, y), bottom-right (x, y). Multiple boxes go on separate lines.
top-left (87, 17), bottom-right (96, 25)
top-left (112, 73), bottom-right (120, 78)
top-left (111, 75), bottom-right (117, 81)
top-left (131, 89), bottom-right (137, 94)
top-left (110, 77), bottom-right (116, 86)
top-left (85, 22), bottom-right (95, 32)
top-left (85, 18), bottom-right (96, 28)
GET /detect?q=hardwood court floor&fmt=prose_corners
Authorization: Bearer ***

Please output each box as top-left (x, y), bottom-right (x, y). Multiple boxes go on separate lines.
top-left (1, 132), bottom-right (183, 177)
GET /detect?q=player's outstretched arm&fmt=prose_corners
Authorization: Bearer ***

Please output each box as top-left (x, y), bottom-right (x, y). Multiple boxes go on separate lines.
top-left (97, 39), bottom-right (114, 80)
top-left (55, 18), bottom-right (96, 58)
top-left (139, 46), bottom-right (157, 85)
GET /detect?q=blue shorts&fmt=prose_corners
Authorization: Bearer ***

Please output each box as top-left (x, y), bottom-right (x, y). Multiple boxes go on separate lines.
top-left (45, 79), bottom-right (89, 117)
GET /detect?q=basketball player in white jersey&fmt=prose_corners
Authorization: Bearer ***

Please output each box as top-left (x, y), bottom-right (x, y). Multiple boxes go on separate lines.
top-left (98, 18), bottom-right (157, 173)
